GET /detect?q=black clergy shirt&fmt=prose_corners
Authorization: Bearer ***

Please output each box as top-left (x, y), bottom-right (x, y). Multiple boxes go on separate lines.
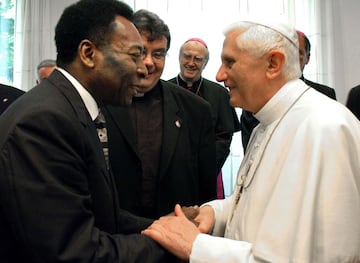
top-left (129, 83), bottom-right (163, 218)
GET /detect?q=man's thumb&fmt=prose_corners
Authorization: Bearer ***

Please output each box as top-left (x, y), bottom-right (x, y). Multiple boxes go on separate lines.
top-left (174, 204), bottom-right (185, 217)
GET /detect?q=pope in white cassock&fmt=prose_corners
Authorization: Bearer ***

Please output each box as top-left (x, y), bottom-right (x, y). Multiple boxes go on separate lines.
top-left (142, 18), bottom-right (360, 263)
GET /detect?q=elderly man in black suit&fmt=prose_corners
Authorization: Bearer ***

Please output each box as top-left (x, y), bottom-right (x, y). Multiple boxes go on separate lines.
top-left (169, 38), bottom-right (240, 198)
top-left (240, 30), bottom-right (337, 151)
top-left (0, 83), bottom-right (25, 115)
top-left (0, 0), bottom-right (173, 262)
top-left (103, 10), bottom-right (217, 220)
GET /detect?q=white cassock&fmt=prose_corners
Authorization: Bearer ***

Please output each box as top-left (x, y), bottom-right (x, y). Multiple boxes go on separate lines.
top-left (190, 79), bottom-right (360, 263)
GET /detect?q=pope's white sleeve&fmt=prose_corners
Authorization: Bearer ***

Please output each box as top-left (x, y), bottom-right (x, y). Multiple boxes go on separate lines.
top-left (201, 194), bottom-right (234, 236)
top-left (190, 234), bottom-right (254, 263)
top-left (193, 195), bottom-right (255, 262)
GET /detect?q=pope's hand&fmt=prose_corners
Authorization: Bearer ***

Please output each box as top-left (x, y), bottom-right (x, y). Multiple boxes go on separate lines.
top-left (193, 205), bottom-right (215, 234)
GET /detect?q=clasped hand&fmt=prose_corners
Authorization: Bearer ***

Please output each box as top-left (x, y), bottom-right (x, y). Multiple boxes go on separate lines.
top-left (142, 204), bottom-right (215, 260)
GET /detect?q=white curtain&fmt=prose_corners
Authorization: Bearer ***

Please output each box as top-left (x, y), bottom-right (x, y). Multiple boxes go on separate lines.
top-left (13, 0), bottom-right (75, 91)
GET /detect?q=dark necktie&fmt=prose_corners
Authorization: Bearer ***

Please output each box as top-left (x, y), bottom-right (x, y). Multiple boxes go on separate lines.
top-left (94, 111), bottom-right (109, 169)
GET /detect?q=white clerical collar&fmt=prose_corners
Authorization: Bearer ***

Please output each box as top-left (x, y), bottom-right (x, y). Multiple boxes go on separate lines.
top-left (56, 68), bottom-right (99, 121)
top-left (254, 79), bottom-right (308, 126)
top-left (179, 73), bottom-right (200, 87)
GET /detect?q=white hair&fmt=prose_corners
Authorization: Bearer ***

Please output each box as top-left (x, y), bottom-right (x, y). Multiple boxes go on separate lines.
top-left (224, 21), bottom-right (301, 81)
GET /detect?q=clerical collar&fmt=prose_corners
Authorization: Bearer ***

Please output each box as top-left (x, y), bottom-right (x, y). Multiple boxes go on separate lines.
top-left (177, 74), bottom-right (201, 87)
top-left (254, 79), bottom-right (309, 126)
top-left (176, 75), bottom-right (203, 96)
top-left (132, 81), bottom-right (162, 102)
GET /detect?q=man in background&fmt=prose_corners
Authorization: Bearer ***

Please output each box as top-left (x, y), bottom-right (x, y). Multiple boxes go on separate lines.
top-left (297, 30), bottom-right (336, 98)
top-left (36, 59), bottom-right (57, 84)
top-left (169, 38), bottom-right (240, 198)
top-left (103, 10), bottom-right (217, 219)
top-left (240, 30), bottom-right (337, 151)
top-left (0, 83), bottom-right (25, 114)
top-left (0, 0), bottom-right (173, 262)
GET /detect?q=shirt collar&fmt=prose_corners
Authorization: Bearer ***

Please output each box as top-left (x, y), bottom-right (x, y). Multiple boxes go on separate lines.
top-left (254, 79), bottom-right (309, 126)
top-left (57, 68), bottom-right (99, 121)
top-left (178, 74), bottom-right (202, 88)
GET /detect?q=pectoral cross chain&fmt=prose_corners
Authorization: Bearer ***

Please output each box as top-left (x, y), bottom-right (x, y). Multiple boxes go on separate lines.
top-left (234, 184), bottom-right (243, 205)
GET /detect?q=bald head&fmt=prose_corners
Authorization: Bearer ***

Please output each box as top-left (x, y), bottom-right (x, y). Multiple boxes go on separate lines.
top-left (178, 39), bottom-right (209, 84)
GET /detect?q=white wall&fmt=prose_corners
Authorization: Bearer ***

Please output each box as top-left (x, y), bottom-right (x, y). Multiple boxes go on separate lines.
top-left (330, 0), bottom-right (360, 103)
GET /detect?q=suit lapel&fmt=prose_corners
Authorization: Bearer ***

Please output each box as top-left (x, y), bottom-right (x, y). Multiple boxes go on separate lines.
top-left (103, 105), bottom-right (138, 155)
top-left (47, 70), bottom-right (90, 127)
top-left (159, 82), bottom-right (182, 178)
top-left (48, 70), bottom-right (111, 183)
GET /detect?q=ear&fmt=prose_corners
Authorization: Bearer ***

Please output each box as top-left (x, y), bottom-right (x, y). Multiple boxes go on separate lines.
top-left (305, 54), bottom-right (310, 65)
top-left (78, 39), bottom-right (96, 68)
top-left (202, 59), bottom-right (208, 70)
top-left (265, 50), bottom-right (285, 80)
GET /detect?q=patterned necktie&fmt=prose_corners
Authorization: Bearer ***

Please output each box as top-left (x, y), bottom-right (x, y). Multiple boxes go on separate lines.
top-left (94, 111), bottom-right (109, 169)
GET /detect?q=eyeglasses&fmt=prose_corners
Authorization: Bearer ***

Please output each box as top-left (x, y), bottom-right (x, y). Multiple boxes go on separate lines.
top-left (142, 49), bottom-right (167, 61)
top-left (181, 53), bottom-right (205, 64)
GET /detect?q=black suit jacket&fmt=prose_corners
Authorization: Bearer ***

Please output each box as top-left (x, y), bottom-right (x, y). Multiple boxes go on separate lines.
top-left (302, 77), bottom-right (336, 100)
top-left (240, 77), bottom-right (337, 151)
top-left (346, 84), bottom-right (360, 120)
top-left (103, 80), bottom-right (217, 218)
top-left (0, 70), bottom-right (169, 263)
top-left (169, 77), bottom-right (240, 172)
top-left (0, 83), bottom-right (25, 115)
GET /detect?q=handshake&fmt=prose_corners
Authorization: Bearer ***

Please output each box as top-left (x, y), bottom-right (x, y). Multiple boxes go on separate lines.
top-left (142, 204), bottom-right (215, 261)
top-left (167, 205), bottom-right (200, 226)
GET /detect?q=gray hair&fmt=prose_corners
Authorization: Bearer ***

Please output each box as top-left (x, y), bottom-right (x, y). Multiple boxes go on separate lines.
top-left (224, 21), bottom-right (301, 81)
top-left (37, 59), bottom-right (56, 71)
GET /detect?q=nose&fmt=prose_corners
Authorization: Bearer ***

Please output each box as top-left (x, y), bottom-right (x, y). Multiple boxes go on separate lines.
top-left (187, 57), bottom-right (197, 65)
top-left (216, 65), bottom-right (225, 82)
top-left (142, 52), bottom-right (155, 66)
top-left (136, 59), bottom-right (148, 78)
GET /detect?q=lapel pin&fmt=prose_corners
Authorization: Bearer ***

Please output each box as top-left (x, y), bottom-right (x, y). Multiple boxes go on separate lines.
top-left (175, 120), bottom-right (181, 128)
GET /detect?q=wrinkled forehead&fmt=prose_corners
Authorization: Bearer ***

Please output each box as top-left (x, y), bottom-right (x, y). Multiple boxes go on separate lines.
top-left (223, 29), bottom-right (244, 48)
top-left (183, 41), bottom-right (207, 54)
